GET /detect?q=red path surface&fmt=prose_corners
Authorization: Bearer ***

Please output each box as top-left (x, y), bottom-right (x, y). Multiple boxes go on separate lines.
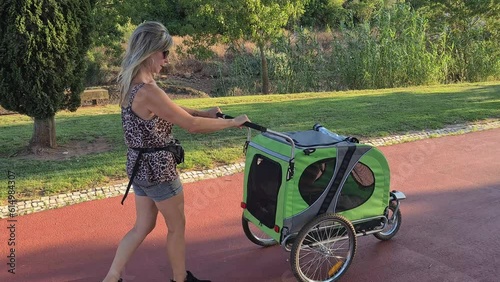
top-left (1, 128), bottom-right (499, 282)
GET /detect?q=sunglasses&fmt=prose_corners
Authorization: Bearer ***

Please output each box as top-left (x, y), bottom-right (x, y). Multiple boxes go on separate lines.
top-left (162, 50), bottom-right (170, 59)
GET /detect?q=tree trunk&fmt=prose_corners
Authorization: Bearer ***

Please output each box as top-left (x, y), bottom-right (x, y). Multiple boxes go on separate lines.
top-left (259, 45), bottom-right (270, 94)
top-left (30, 116), bottom-right (57, 149)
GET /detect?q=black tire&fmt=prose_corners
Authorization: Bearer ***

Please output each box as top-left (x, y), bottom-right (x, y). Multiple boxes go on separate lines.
top-left (374, 202), bottom-right (402, 241)
top-left (241, 214), bottom-right (278, 247)
top-left (291, 213), bottom-right (357, 282)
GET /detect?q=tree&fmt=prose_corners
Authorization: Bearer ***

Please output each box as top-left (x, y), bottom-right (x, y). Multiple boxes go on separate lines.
top-left (0, 0), bottom-right (95, 149)
top-left (90, 0), bottom-right (129, 53)
top-left (119, 0), bottom-right (195, 36)
top-left (301, 0), bottom-right (348, 29)
top-left (84, 0), bottom-right (131, 86)
top-left (409, 0), bottom-right (500, 34)
top-left (189, 0), bottom-right (308, 94)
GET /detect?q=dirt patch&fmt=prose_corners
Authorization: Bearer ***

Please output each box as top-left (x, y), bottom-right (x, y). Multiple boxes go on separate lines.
top-left (13, 137), bottom-right (113, 161)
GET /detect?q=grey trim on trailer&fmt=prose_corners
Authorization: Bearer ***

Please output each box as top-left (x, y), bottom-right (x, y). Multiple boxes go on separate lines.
top-left (249, 129), bottom-right (297, 180)
top-left (329, 146), bottom-right (373, 213)
top-left (248, 142), bottom-right (291, 162)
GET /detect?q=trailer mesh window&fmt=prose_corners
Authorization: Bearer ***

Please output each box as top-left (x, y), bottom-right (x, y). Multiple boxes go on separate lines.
top-left (337, 162), bottom-right (375, 211)
top-left (298, 158), bottom-right (336, 206)
top-left (246, 154), bottom-right (282, 229)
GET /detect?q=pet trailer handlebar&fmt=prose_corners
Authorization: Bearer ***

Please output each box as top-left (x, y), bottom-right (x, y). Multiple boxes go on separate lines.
top-left (216, 112), bottom-right (296, 179)
top-left (216, 112), bottom-right (295, 148)
top-left (216, 112), bottom-right (268, 132)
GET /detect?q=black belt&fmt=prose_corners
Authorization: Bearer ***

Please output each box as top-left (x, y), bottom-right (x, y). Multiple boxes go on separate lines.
top-left (121, 142), bottom-right (184, 205)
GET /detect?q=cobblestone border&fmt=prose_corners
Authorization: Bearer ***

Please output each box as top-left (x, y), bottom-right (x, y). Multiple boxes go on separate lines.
top-left (1, 119), bottom-right (499, 219)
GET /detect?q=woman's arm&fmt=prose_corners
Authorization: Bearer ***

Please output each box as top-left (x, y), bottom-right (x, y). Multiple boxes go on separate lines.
top-left (180, 106), bottom-right (220, 118)
top-left (142, 84), bottom-right (248, 133)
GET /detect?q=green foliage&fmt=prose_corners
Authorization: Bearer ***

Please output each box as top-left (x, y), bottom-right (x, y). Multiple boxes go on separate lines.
top-left (85, 46), bottom-right (121, 86)
top-left (80, 0), bottom-right (499, 90)
top-left (343, 0), bottom-right (385, 23)
top-left (242, 0), bottom-right (305, 48)
top-left (218, 1), bottom-right (498, 95)
top-left (85, 1), bottom-right (136, 87)
top-left (174, 0), bottom-right (309, 93)
top-left (91, 0), bottom-right (128, 51)
top-left (0, 0), bottom-right (95, 119)
top-left (212, 44), bottom-right (260, 96)
top-left (181, 0), bottom-right (307, 51)
top-left (330, 3), bottom-right (448, 88)
top-left (121, 0), bottom-right (197, 36)
top-left (410, 0), bottom-right (500, 82)
top-left (301, 0), bottom-right (350, 29)
top-left (181, 34), bottom-right (220, 60)
top-left (269, 28), bottom-right (328, 93)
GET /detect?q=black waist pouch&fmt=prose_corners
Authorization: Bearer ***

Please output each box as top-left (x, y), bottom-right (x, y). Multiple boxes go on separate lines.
top-left (131, 139), bottom-right (184, 164)
top-left (122, 140), bottom-right (185, 204)
top-left (168, 139), bottom-right (185, 164)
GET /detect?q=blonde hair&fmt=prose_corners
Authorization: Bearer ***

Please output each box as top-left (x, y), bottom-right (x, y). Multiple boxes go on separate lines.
top-left (118, 21), bottom-right (173, 105)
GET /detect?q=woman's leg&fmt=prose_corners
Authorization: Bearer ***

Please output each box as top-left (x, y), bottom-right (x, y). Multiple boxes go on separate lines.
top-left (155, 191), bottom-right (186, 282)
top-left (103, 194), bottom-right (158, 282)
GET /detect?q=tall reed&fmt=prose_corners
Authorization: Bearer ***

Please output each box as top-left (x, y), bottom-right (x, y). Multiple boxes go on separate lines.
top-left (215, 3), bottom-right (499, 96)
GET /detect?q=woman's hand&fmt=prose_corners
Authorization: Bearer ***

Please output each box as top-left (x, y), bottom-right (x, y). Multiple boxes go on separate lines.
top-left (205, 107), bottom-right (221, 118)
top-left (232, 115), bottom-right (250, 127)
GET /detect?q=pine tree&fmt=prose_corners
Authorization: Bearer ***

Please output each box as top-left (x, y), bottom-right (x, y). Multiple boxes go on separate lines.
top-left (0, 0), bottom-right (95, 148)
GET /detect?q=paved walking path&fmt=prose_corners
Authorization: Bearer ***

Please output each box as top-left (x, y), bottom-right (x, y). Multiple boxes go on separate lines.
top-left (0, 126), bottom-right (499, 282)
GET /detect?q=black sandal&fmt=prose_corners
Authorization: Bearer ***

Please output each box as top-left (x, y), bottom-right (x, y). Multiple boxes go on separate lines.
top-left (171, 271), bottom-right (211, 282)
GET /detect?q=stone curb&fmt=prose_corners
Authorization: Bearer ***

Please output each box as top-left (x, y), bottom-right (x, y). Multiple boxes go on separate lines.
top-left (2, 119), bottom-right (499, 219)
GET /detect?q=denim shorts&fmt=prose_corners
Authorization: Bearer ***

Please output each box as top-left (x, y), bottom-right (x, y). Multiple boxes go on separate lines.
top-left (132, 177), bottom-right (183, 202)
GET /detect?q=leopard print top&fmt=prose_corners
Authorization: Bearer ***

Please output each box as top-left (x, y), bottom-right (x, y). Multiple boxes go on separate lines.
top-left (121, 83), bottom-right (178, 183)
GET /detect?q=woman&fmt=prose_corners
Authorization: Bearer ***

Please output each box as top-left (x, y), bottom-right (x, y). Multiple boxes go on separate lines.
top-left (103, 21), bottom-right (249, 282)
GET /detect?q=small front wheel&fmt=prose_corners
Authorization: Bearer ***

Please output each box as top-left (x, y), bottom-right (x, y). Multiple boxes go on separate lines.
top-left (241, 214), bottom-right (278, 247)
top-left (374, 202), bottom-right (402, 241)
top-left (291, 213), bottom-right (357, 282)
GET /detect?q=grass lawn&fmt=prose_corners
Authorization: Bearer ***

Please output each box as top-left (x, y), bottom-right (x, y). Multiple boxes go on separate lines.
top-left (1, 81), bottom-right (499, 202)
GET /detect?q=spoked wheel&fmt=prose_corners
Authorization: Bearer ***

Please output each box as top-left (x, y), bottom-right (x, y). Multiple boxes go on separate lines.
top-left (291, 213), bottom-right (356, 282)
top-left (242, 214), bottom-right (278, 247)
top-left (374, 202), bottom-right (402, 241)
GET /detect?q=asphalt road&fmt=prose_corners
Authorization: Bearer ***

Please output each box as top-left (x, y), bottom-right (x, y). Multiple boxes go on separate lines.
top-left (1, 128), bottom-right (499, 282)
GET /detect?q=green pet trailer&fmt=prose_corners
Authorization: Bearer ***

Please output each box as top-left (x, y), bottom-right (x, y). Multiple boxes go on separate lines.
top-left (217, 113), bottom-right (406, 282)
